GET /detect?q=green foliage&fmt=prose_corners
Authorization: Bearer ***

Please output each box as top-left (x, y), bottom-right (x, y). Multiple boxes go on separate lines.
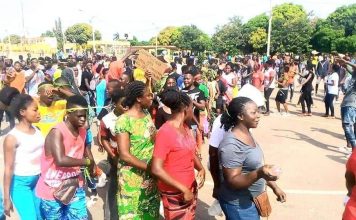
top-left (157, 26), bottom-right (181, 46)
top-left (65, 23), bottom-right (102, 45)
top-left (311, 25), bottom-right (344, 52)
top-left (243, 14), bottom-right (269, 34)
top-left (327, 4), bottom-right (356, 36)
top-left (176, 25), bottom-right (211, 53)
top-left (270, 3), bottom-right (313, 54)
top-left (53, 18), bottom-right (64, 50)
top-left (41, 30), bottom-right (55, 38)
top-left (248, 28), bottom-right (267, 53)
top-left (212, 16), bottom-right (245, 55)
top-left (113, 32), bottom-right (120, 41)
top-left (3, 35), bottom-right (21, 44)
top-left (129, 36), bottom-right (150, 46)
top-left (311, 4), bottom-right (356, 53)
top-left (334, 35), bottom-right (356, 53)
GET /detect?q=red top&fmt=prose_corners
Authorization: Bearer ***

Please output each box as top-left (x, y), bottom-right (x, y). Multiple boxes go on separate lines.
top-left (252, 71), bottom-right (265, 91)
top-left (153, 122), bottom-right (196, 192)
top-left (36, 122), bottom-right (86, 200)
top-left (343, 151), bottom-right (356, 220)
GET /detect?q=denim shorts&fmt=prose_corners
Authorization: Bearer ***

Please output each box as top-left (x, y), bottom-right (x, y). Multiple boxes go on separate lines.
top-left (341, 106), bottom-right (356, 124)
top-left (40, 187), bottom-right (87, 220)
top-left (219, 199), bottom-right (259, 220)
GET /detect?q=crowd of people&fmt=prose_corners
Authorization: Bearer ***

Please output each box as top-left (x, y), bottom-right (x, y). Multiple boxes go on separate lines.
top-left (0, 49), bottom-right (354, 220)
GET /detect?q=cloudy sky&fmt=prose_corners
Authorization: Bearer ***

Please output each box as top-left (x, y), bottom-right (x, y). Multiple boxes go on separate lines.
top-left (0, 0), bottom-right (352, 41)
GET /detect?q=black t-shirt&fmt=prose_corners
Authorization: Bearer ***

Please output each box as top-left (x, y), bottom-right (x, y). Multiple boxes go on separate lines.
top-left (182, 87), bottom-right (205, 125)
top-left (302, 71), bottom-right (315, 92)
top-left (155, 107), bottom-right (172, 129)
top-left (79, 70), bottom-right (93, 91)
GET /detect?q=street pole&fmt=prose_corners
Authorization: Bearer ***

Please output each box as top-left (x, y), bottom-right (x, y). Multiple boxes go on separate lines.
top-left (20, 0), bottom-right (25, 42)
top-left (267, 0), bottom-right (272, 57)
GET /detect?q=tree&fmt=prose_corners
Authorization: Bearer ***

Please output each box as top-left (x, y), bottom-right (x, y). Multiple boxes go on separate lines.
top-left (41, 30), bottom-right (55, 38)
top-left (270, 3), bottom-right (313, 54)
top-left (53, 18), bottom-right (64, 51)
top-left (242, 14), bottom-right (268, 53)
top-left (113, 32), bottom-right (120, 41)
top-left (334, 35), bottom-right (356, 53)
top-left (3, 35), bottom-right (21, 44)
top-left (176, 25), bottom-right (211, 53)
top-left (311, 21), bottom-right (345, 53)
top-left (65, 23), bottom-right (102, 45)
top-left (129, 36), bottom-right (150, 46)
top-left (326, 4), bottom-right (356, 36)
top-left (211, 16), bottom-right (245, 54)
top-left (249, 28), bottom-right (267, 53)
top-left (310, 4), bottom-right (356, 53)
top-left (156, 26), bottom-right (181, 46)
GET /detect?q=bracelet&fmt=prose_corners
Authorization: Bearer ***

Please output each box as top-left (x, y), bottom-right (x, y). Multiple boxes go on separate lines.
top-left (84, 158), bottom-right (91, 167)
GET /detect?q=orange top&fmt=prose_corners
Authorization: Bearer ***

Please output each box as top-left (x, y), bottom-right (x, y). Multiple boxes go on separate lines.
top-left (9, 71), bottom-right (26, 93)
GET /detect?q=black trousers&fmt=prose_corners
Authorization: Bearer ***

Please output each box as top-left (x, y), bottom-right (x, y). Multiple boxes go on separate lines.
top-left (264, 88), bottom-right (274, 112)
top-left (300, 90), bottom-right (313, 113)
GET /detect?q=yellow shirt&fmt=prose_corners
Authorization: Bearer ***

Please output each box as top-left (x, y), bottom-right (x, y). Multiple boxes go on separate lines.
top-left (34, 100), bottom-right (67, 137)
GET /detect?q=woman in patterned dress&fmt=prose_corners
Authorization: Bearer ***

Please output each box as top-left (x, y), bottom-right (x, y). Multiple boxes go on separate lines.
top-left (115, 81), bottom-right (160, 220)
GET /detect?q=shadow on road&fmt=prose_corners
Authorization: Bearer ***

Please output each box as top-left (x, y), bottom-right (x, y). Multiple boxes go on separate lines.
top-left (273, 129), bottom-right (342, 155)
top-left (326, 155), bottom-right (348, 164)
top-left (310, 127), bottom-right (345, 140)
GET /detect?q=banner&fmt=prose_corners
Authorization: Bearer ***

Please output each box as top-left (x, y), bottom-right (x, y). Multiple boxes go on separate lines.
top-left (135, 49), bottom-right (168, 81)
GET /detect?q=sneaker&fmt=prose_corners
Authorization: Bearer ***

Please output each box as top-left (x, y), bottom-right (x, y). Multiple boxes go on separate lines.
top-left (282, 112), bottom-right (290, 116)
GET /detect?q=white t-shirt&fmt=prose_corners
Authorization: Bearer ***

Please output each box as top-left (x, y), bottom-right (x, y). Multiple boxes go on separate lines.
top-left (264, 68), bottom-right (276, 89)
top-left (209, 115), bottom-right (226, 148)
top-left (327, 72), bottom-right (339, 95)
top-left (102, 111), bottom-right (119, 148)
top-left (25, 69), bottom-right (45, 96)
top-left (9, 127), bottom-right (44, 176)
top-left (222, 72), bottom-right (236, 88)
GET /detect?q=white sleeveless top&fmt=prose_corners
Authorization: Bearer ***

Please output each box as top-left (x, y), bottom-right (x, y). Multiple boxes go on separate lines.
top-left (8, 126), bottom-right (44, 176)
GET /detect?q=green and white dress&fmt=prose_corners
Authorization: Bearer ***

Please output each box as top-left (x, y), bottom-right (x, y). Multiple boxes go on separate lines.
top-left (115, 112), bottom-right (160, 220)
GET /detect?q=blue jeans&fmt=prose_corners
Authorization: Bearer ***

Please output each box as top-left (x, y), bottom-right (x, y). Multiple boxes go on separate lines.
top-left (219, 199), bottom-right (259, 220)
top-left (341, 106), bottom-right (356, 148)
top-left (0, 186), bottom-right (4, 219)
top-left (10, 174), bottom-right (41, 220)
top-left (324, 93), bottom-right (336, 116)
top-left (40, 187), bottom-right (87, 220)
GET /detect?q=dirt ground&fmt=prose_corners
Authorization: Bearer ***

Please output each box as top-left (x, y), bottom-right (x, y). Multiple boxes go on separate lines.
top-left (0, 89), bottom-right (348, 220)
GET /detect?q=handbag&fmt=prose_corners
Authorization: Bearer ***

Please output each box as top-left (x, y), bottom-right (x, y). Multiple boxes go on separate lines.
top-left (253, 190), bottom-right (272, 217)
top-left (53, 178), bottom-right (79, 205)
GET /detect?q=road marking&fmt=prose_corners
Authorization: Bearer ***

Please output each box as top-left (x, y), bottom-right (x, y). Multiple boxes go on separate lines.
top-left (204, 181), bottom-right (346, 195)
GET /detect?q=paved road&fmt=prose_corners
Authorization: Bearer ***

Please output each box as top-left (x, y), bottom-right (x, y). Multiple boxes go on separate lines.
top-left (0, 90), bottom-right (348, 219)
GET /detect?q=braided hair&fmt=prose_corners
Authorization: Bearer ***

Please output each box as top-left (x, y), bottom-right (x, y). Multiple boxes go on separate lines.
top-left (9, 94), bottom-right (34, 120)
top-left (160, 88), bottom-right (191, 114)
top-left (123, 81), bottom-right (146, 108)
top-left (220, 97), bottom-right (254, 131)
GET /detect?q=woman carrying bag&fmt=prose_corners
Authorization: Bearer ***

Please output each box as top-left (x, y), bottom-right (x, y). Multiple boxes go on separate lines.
top-left (218, 97), bottom-right (286, 220)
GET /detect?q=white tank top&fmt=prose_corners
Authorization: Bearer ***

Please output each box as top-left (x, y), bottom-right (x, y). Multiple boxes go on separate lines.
top-left (8, 126), bottom-right (44, 176)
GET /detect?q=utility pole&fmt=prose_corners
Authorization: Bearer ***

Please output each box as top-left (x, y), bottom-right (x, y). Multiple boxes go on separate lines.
top-left (20, 0), bottom-right (26, 43)
top-left (267, 0), bottom-right (272, 57)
